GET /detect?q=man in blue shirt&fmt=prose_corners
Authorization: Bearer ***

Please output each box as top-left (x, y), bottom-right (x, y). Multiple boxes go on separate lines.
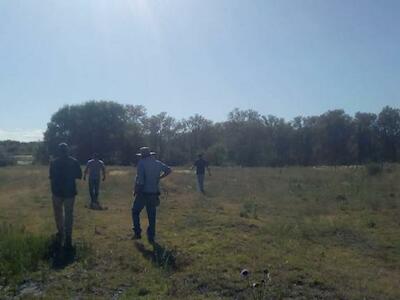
top-left (132, 147), bottom-right (172, 243)
top-left (49, 143), bottom-right (82, 249)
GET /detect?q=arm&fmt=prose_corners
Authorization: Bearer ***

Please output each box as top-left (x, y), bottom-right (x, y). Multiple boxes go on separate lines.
top-left (160, 163), bottom-right (172, 180)
top-left (76, 162), bottom-right (83, 180)
top-left (101, 163), bottom-right (106, 181)
top-left (49, 161), bottom-right (55, 180)
top-left (160, 169), bottom-right (172, 180)
top-left (83, 162), bottom-right (89, 181)
top-left (134, 162), bottom-right (145, 196)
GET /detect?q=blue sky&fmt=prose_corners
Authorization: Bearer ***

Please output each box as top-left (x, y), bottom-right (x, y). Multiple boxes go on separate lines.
top-left (0, 0), bottom-right (399, 141)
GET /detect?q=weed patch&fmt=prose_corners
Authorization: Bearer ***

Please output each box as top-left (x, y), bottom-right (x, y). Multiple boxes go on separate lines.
top-left (240, 200), bottom-right (258, 219)
top-left (0, 223), bottom-right (50, 286)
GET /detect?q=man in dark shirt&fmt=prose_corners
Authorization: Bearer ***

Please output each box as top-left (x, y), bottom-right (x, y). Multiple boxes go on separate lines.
top-left (132, 147), bottom-right (172, 243)
top-left (191, 153), bottom-right (211, 194)
top-left (49, 143), bottom-right (82, 249)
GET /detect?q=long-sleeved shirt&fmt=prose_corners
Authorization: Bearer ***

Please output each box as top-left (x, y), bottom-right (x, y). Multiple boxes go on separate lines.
top-left (49, 156), bottom-right (82, 197)
top-left (135, 156), bottom-right (171, 194)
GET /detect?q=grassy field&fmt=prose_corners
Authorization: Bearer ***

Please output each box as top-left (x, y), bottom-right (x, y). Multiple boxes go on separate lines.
top-left (0, 164), bottom-right (399, 299)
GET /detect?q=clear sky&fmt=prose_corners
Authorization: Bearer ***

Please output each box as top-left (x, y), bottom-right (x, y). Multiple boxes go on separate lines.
top-left (0, 0), bottom-right (399, 141)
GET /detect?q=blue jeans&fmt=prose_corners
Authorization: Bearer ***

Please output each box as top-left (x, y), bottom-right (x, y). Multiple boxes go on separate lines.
top-left (132, 194), bottom-right (159, 239)
top-left (89, 178), bottom-right (100, 204)
top-left (197, 174), bottom-right (205, 193)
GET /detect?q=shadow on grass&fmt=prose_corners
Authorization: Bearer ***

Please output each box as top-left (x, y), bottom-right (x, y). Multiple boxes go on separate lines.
top-left (47, 237), bottom-right (76, 270)
top-left (134, 241), bottom-right (177, 271)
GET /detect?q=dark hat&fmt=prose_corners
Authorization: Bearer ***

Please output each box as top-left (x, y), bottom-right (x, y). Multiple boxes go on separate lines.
top-left (58, 143), bottom-right (69, 157)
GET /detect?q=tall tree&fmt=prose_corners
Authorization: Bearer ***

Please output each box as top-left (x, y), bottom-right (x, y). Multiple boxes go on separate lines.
top-left (43, 101), bottom-right (127, 163)
top-left (354, 112), bottom-right (378, 163)
top-left (377, 106), bottom-right (400, 162)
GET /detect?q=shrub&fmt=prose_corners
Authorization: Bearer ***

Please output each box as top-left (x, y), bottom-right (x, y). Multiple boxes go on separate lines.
top-left (240, 201), bottom-right (258, 219)
top-left (206, 143), bottom-right (228, 166)
top-left (0, 147), bottom-right (16, 167)
top-left (366, 163), bottom-right (383, 176)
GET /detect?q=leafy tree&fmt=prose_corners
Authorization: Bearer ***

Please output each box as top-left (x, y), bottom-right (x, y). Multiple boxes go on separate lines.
top-left (0, 146), bottom-right (16, 167)
top-left (377, 106), bottom-right (400, 162)
top-left (38, 101), bottom-right (400, 167)
top-left (354, 112), bottom-right (378, 163)
top-left (43, 101), bottom-right (127, 164)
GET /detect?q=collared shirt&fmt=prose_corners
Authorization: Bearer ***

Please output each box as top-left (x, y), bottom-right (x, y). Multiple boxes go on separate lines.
top-left (49, 156), bottom-right (82, 197)
top-left (85, 159), bottom-right (105, 179)
top-left (135, 156), bottom-right (171, 194)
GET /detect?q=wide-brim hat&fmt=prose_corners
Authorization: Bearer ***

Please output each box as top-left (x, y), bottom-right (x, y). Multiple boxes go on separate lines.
top-left (136, 147), bottom-right (156, 157)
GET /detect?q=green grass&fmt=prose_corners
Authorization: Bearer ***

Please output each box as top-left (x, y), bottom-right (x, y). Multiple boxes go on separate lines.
top-left (0, 223), bottom-right (49, 286)
top-left (0, 164), bottom-right (399, 299)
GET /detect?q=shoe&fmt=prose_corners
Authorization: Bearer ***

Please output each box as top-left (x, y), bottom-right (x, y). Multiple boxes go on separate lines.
top-left (55, 232), bottom-right (63, 242)
top-left (64, 236), bottom-right (73, 250)
top-left (132, 233), bottom-right (142, 240)
top-left (147, 236), bottom-right (155, 244)
top-left (53, 232), bottom-right (63, 249)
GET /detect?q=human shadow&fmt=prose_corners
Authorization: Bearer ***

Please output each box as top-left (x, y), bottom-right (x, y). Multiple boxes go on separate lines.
top-left (134, 241), bottom-right (177, 271)
top-left (47, 236), bottom-right (76, 270)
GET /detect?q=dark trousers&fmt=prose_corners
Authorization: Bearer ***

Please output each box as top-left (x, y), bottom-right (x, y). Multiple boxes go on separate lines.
top-left (132, 194), bottom-right (159, 239)
top-left (196, 173), bottom-right (205, 193)
top-left (89, 178), bottom-right (100, 204)
top-left (52, 195), bottom-right (75, 240)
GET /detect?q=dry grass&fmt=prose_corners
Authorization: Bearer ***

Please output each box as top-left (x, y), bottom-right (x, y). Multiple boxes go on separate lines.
top-left (0, 164), bottom-right (399, 299)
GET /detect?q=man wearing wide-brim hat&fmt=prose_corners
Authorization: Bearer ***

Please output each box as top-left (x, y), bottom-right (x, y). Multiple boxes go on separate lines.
top-left (132, 147), bottom-right (172, 243)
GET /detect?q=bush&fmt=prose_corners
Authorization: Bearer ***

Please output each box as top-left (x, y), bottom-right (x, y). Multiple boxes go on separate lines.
top-left (0, 224), bottom-right (50, 285)
top-left (206, 143), bottom-right (228, 166)
top-left (366, 163), bottom-right (383, 176)
top-left (240, 201), bottom-right (258, 219)
top-left (0, 147), bottom-right (16, 167)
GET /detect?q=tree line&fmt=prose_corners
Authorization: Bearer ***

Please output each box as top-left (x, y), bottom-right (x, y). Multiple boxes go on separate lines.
top-left (0, 141), bottom-right (39, 166)
top-left (34, 101), bottom-right (399, 166)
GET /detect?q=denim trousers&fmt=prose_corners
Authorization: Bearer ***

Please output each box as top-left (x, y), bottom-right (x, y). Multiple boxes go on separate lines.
top-left (89, 178), bottom-right (100, 204)
top-left (132, 194), bottom-right (159, 239)
top-left (196, 174), bottom-right (205, 193)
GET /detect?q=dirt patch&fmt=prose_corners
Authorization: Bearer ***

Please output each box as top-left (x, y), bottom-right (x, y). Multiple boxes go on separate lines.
top-left (174, 170), bottom-right (192, 174)
top-left (109, 170), bottom-right (129, 176)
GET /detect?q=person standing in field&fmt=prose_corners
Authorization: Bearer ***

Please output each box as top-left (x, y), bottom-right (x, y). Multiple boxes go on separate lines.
top-left (191, 153), bottom-right (211, 194)
top-left (83, 153), bottom-right (106, 210)
top-left (132, 147), bottom-right (172, 243)
top-left (49, 143), bottom-right (82, 249)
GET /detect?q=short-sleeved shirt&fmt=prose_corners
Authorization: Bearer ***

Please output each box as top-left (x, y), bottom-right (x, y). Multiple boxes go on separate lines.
top-left (136, 157), bottom-right (171, 194)
top-left (86, 159), bottom-right (105, 179)
top-left (49, 156), bottom-right (82, 198)
top-left (194, 159), bottom-right (208, 175)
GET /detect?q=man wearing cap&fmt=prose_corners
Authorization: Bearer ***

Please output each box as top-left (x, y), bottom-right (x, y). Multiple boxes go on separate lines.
top-left (49, 143), bottom-right (82, 249)
top-left (132, 147), bottom-right (172, 243)
top-left (83, 153), bottom-right (106, 210)
top-left (191, 153), bottom-right (211, 194)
